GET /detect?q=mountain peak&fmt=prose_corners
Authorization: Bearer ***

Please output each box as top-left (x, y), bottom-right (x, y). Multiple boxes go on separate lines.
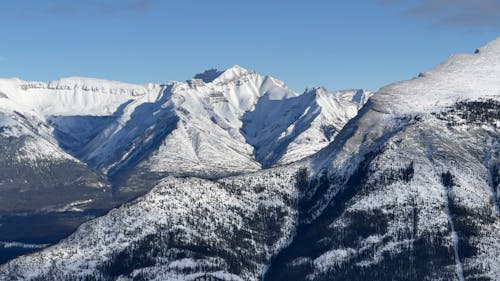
top-left (374, 37), bottom-right (500, 114)
top-left (192, 65), bottom-right (253, 84)
top-left (212, 65), bottom-right (253, 83)
top-left (478, 36), bottom-right (500, 54)
top-left (304, 86), bottom-right (328, 95)
top-left (226, 64), bottom-right (248, 72)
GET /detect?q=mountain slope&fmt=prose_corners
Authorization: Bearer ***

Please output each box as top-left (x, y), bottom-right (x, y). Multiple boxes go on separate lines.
top-left (0, 166), bottom-right (303, 281)
top-left (265, 38), bottom-right (500, 281)
top-left (113, 66), bottom-right (370, 182)
top-left (0, 66), bottom-right (369, 185)
top-left (0, 109), bottom-right (107, 213)
top-left (0, 101), bottom-right (112, 264)
top-left (242, 87), bottom-right (369, 168)
top-left (0, 66), bottom-right (369, 264)
top-left (2, 39), bottom-right (499, 280)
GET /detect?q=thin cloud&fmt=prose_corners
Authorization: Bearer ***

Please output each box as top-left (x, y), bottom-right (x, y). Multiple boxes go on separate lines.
top-left (382, 0), bottom-right (500, 28)
top-left (46, 0), bottom-right (154, 16)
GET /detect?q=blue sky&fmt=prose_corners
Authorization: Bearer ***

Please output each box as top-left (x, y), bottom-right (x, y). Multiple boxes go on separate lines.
top-left (0, 0), bottom-right (498, 92)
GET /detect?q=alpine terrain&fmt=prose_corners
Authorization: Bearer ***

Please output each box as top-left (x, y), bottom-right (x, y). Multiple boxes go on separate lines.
top-left (1, 37), bottom-right (500, 281)
top-left (0, 65), bottom-right (370, 264)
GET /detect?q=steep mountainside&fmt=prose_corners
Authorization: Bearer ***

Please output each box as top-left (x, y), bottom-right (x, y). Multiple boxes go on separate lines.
top-left (0, 108), bottom-right (107, 213)
top-left (0, 66), bottom-right (369, 183)
top-left (0, 167), bottom-right (303, 281)
top-left (2, 39), bottom-right (499, 280)
top-left (0, 102), bottom-right (111, 264)
top-left (0, 66), bottom-right (369, 264)
top-left (265, 38), bottom-right (500, 281)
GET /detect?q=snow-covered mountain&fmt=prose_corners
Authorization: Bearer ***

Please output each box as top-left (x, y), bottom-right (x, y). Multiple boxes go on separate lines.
top-left (0, 168), bottom-right (302, 280)
top-left (266, 38), bottom-right (500, 281)
top-left (0, 66), bottom-right (370, 183)
top-left (0, 65), bottom-right (370, 264)
top-left (2, 39), bottom-right (499, 280)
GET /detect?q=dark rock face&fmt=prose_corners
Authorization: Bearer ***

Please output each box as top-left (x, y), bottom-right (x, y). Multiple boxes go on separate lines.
top-left (193, 69), bottom-right (224, 83)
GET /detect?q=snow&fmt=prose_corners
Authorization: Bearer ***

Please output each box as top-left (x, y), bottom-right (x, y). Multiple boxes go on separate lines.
top-left (0, 241), bottom-right (50, 249)
top-left (53, 199), bottom-right (94, 213)
top-left (0, 65), bottom-right (368, 180)
top-left (0, 111), bottom-right (77, 163)
top-left (312, 248), bottom-right (356, 272)
top-left (241, 86), bottom-right (371, 167)
top-left (295, 37), bottom-right (500, 280)
top-left (210, 65), bottom-right (253, 84)
top-left (2, 38), bottom-right (500, 281)
top-left (373, 37), bottom-right (500, 115)
top-left (0, 165), bottom-right (303, 280)
top-left (0, 77), bottom-right (159, 117)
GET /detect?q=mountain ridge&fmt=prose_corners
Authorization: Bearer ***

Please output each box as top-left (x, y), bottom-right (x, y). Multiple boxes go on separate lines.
top-left (1, 38), bottom-right (499, 281)
top-left (0, 65), bottom-right (371, 265)
top-left (0, 65), bottom-right (371, 182)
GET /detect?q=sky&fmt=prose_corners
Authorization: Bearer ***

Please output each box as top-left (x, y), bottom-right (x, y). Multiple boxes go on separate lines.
top-left (0, 0), bottom-right (498, 93)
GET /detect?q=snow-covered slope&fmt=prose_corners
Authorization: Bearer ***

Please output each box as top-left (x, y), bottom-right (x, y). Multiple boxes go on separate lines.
top-left (0, 66), bottom-right (369, 183)
top-left (0, 165), bottom-right (304, 281)
top-left (0, 107), bottom-right (108, 213)
top-left (0, 77), bottom-right (160, 213)
top-left (2, 39), bottom-right (499, 281)
top-left (266, 38), bottom-right (500, 281)
top-left (0, 102), bottom-right (112, 263)
top-left (241, 86), bottom-right (369, 167)
top-left (0, 77), bottom-right (157, 116)
top-left (0, 65), bottom-right (369, 264)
